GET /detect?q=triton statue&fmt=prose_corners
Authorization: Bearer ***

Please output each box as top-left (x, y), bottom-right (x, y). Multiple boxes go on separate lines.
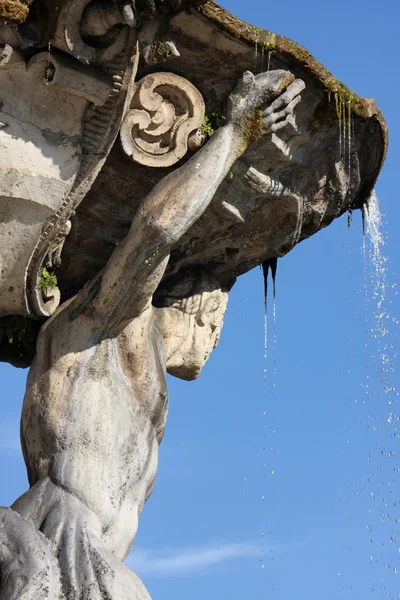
top-left (0, 0), bottom-right (387, 598)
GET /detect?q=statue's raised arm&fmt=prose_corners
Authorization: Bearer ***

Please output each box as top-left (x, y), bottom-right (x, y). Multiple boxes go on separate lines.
top-left (89, 70), bottom-right (304, 332)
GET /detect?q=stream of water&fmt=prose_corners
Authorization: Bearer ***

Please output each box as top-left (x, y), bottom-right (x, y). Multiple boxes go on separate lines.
top-left (259, 192), bottom-right (398, 595)
top-left (359, 190), bottom-right (399, 595)
top-left (261, 260), bottom-right (278, 583)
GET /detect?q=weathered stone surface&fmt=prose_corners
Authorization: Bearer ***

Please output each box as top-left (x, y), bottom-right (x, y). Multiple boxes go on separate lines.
top-left (0, 44), bottom-right (113, 317)
top-left (0, 2), bottom-right (388, 599)
top-left (0, 2), bottom-right (139, 320)
top-left (0, 506), bottom-right (62, 598)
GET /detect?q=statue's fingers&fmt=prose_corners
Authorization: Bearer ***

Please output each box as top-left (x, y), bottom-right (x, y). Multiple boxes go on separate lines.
top-left (257, 71), bottom-right (294, 104)
top-left (270, 116), bottom-right (296, 133)
top-left (265, 94), bottom-right (302, 125)
top-left (233, 70), bottom-right (255, 98)
top-left (255, 69), bottom-right (292, 88)
top-left (263, 79), bottom-right (305, 115)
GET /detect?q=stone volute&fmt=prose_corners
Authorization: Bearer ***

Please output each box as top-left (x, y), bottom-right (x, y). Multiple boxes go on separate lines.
top-left (120, 72), bottom-right (206, 167)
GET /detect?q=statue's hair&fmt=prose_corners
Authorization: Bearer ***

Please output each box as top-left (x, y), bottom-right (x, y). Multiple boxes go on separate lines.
top-left (154, 268), bottom-right (223, 316)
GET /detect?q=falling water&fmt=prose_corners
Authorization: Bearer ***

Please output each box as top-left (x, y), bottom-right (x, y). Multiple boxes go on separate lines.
top-left (365, 191), bottom-right (385, 308)
top-left (336, 96), bottom-right (354, 215)
top-left (261, 261), bottom-right (268, 573)
top-left (272, 282), bottom-right (278, 414)
top-left (261, 297), bottom-right (267, 574)
top-left (339, 190), bottom-right (399, 596)
top-left (46, 41), bottom-right (51, 78)
top-left (261, 259), bottom-right (271, 410)
top-left (263, 299), bottom-right (268, 387)
top-left (343, 101), bottom-right (348, 164)
top-left (43, 42), bottom-right (52, 109)
top-left (341, 99), bottom-right (345, 161)
top-left (364, 190), bottom-right (399, 435)
top-left (267, 50), bottom-right (272, 78)
top-left (261, 48), bottom-right (272, 77)
top-left (260, 259), bottom-right (278, 579)
top-left (361, 211), bottom-right (369, 400)
top-left (347, 107), bottom-right (353, 197)
top-left (361, 190), bottom-right (400, 593)
top-left (335, 94), bottom-right (343, 159)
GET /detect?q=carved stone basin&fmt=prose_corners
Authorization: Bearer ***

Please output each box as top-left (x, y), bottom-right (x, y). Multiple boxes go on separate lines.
top-left (0, 0), bottom-right (387, 366)
top-left (59, 2), bottom-right (387, 299)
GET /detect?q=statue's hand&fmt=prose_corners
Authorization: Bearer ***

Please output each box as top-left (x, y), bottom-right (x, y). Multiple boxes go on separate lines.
top-left (227, 70), bottom-right (305, 143)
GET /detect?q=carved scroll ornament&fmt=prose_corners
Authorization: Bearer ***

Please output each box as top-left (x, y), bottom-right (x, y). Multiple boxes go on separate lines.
top-left (120, 72), bottom-right (206, 167)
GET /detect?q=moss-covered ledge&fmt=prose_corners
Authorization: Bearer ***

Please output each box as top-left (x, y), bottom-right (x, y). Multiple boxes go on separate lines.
top-left (197, 2), bottom-right (386, 121)
top-left (196, 1), bottom-right (388, 198)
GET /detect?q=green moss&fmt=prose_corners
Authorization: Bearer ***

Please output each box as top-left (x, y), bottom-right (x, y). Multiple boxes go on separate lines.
top-left (38, 267), bottom-right (57, 291)
top-left (201, 108), bottom-right (226, 137)
top-left (201, 116), bottom-right (214, 136)
top-left (332, 88), bottom-right (360, 130)
top-left (262, 31), bottom-right (277, 51)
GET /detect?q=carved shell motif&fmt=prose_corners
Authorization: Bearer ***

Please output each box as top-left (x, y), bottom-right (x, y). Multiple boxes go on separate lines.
top-left (120, 72), bottom-right (205, 168)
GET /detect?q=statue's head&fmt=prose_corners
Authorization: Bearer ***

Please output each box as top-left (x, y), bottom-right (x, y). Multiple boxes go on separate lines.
top-left (154, 268), bottom-right (228, 381)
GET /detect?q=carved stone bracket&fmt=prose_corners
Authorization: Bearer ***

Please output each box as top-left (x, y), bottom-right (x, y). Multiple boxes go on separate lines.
top-left (120, 72), bottom-right (205, 168)
top-left (0, 3), bottom-right (138, 319)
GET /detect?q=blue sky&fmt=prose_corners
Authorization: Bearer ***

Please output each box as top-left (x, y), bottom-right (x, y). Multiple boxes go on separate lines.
top-left (0, 0), bottom-right (399, 598)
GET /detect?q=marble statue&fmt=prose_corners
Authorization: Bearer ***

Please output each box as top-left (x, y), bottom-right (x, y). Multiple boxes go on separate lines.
top-left (0, 1), bottom-right (387, 598)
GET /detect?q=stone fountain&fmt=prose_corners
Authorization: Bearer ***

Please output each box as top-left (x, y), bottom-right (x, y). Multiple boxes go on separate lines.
top-left (0, 1), bottom-right (387, 598)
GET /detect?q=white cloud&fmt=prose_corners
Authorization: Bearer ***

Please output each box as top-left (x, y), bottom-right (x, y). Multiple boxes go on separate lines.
top-left (126, 540), bottom-right (301, 577)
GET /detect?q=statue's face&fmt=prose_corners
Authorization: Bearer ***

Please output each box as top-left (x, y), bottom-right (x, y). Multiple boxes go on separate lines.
top-left (155, 273), bottom-right (228, 381)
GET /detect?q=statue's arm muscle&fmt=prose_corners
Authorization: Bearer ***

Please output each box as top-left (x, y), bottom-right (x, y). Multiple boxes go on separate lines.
top-left (91, 71), bottom-right (302, 332)
top-left (92, 122), bottom-right (243, 331)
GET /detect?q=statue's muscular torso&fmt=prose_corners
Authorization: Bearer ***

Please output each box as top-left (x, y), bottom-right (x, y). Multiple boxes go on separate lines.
top-left (21, 295), bottom-right (168, 557)
top-left (1, 72), bottom-right (304, 600)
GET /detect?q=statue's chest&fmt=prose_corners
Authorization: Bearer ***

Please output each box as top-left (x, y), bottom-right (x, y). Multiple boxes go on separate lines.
top-left (79, 330), bottom-right (168, 421)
